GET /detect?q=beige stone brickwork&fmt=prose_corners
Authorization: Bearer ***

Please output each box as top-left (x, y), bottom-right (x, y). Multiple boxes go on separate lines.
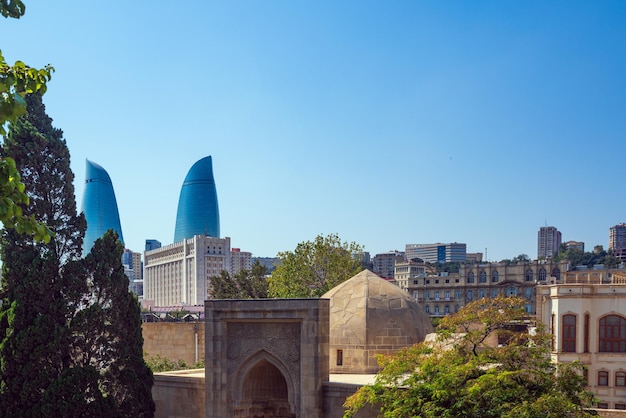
top-left (142, 322), bottom-right (205, 365)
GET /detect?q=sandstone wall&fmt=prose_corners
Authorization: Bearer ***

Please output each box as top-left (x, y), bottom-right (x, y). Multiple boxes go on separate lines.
top-left (143, 322), bottom-right (205, 365)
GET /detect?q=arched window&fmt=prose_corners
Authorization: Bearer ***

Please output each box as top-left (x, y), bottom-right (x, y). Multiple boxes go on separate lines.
top-left (552, 268), bottom-right (561, 280)
top-left (598, 370), bottom-right (609, 386)
top-left (491, 270), bottom-right (499, 283)
top-left (507, 287), bottom-right (517, 296)
top-left (616, 371), bottom-right (626, 387)
top-left (538, 268), bottom-right (547, 281)
top-left (525, 269), bottom-right (534, 282)
top-left (467, 272), bottom-right (474, 284)
top-left (479, 271), bottom-right (487, 283)
top-left (562, 314), bottom-right (576, 353)
top-left (599, 315), bottom-right (626, 352)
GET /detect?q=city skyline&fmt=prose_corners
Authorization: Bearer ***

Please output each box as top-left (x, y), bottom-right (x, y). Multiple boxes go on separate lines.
top-left (2, 2), bottom-right (625, 261)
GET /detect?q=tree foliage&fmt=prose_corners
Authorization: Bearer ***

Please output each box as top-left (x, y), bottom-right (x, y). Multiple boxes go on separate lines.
top-left (555, 244), bottom-right (621, 269)
top-left (0, 2), bottom-right (54, 241)
top-left (344, 296), bottom-right (597, 418)
top-left (0, 95), bottom-right (154, 416)
top-left (268, 233), bottom-right (363, 298)
top-left (210, 260), bottom-right (269, 299)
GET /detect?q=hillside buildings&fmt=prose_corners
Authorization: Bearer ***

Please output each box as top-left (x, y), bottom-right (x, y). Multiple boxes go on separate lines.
top-left (372, 251), bottom-right (404, 279)
top-left (405, 243), bottom-right (466, 264)
top-left (81, 160), bottom-right (125, 255)
top-left (538, 226), bottom-right (562, 259)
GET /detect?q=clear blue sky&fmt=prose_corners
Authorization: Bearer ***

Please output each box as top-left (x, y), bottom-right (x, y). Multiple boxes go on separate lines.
top-left (2, 1), bottom-right (625, 261)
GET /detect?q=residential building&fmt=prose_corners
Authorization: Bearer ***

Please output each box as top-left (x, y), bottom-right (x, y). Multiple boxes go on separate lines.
top-left (538, 226), bottom-right (561, 259)
top-left (536, 271), bottom-right (626, 410)
top-left (405, 243), bottom-right (466, 264)
top-left (372, 251), bottom-right (405, 279)
top-left (143, 235), bottom-right (231, 307)
top-left (231, 248), bottom-right (252, 276)
top-left (409, 260), bottom-right (569, 317)
top-left (609, 223), bottom-right (626, 261)
top-left (565, 240), bottom-right (585, 252)
top-left (394, 260), bottom-right (427, 292)
top-left (81, 160), bottom-right (124, 255)
top-left (173, 156), bottom-right (220, 243)
top-left (465, 252), bottom-right (483, 263)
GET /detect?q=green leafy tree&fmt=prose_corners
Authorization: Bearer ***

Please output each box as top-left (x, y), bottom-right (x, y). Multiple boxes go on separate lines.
top-left (0, 2), bottom-right (54, 241)
top-left (344, 296), bottom-right (597, 418)
top-left (210, 261), bottom-right (269, 299)
top-left (0, 93), bottom-right (88, 414)
top-left (78, 230), bottom-right (155, 417)
top-left (268, 233), bottom-right (363, 298)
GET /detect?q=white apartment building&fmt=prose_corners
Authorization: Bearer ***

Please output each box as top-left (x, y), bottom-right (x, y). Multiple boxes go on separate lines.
top-left (536, 271), bottom-right (626, 410)
top-left (143, 235), bottom-right (231, 307)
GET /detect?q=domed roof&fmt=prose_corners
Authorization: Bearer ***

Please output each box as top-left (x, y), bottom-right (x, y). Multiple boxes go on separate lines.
top-left (322, 269), bottom-right (433, 348)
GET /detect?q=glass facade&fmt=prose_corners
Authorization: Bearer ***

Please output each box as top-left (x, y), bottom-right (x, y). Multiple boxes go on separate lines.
top-left (173, 156), bottom-right (220, 243)
top-left (81, 160), bottom-right (124, 255)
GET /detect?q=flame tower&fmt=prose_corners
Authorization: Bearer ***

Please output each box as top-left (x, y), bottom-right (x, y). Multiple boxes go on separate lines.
top-left (173, 156), bottom-right (220, 243)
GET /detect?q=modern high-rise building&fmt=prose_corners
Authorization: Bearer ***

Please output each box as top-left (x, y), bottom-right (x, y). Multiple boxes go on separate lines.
top-left (81, 160), bottom-right (124, 255)
top-left (173, 156), bottom-right (220, 243)
top-left (609, 223), bottom-right (626, 261)
top-left (405, 243), bottom-right (466, 264)
top-left (537, 226), bottom-right (561, 259)
top-left (145, 239), bottom-right (162, 252)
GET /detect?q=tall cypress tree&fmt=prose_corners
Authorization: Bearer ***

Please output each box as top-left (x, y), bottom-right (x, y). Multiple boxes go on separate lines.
top-left (79, 230), bottom-right (155, 417)
top-left (0, 92), bottom-right (88, 414)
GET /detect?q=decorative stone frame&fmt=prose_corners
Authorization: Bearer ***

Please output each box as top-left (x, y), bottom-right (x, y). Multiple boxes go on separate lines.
top-left (205, 299), bottom-right (329, 418)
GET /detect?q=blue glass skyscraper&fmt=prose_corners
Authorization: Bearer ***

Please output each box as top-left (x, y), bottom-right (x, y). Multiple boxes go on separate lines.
top-left (81, 159), bottom-right (124, 255)
top-left (173, 156), bottom-right (220, 243)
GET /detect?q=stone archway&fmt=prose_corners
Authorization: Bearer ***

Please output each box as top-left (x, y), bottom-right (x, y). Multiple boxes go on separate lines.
top-left (234, 358), bottom-right (295, 418)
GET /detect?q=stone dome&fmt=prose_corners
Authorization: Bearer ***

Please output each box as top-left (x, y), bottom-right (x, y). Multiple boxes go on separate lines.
top-left (322, 269), bottom-right (433, 374)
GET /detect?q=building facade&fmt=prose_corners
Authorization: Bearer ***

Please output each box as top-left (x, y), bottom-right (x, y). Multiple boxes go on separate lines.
top-left (536, 272), bottom-right (626, 410)
top-left (408, 260), bottom-right (569, 317)
top-left (81, 160), bottom-right (124, 255)
top-left (372, 251), bottom-right (405, 279)
top-left (538, 226), bottom-right (562, 259)
top-left (610, 224), bottom-right (626, 261)
top-left (143, 235), bottom-right (231, 307)
top-left (230, 248), bottom-right (252, 276)
top-left (173, 156), bottom-right (220, 243)
top-left (405, 243), bottom-right (466, 264)
top-left (394, 260), bottom-right (427, 292)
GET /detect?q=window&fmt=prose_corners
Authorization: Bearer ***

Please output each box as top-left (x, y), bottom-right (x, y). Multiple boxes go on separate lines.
top-left (444, 305), bottom-right (450, 314)
top-left (491, 270), bottom-right (499, 283)
top-left (445, 290), bottom-right (450, 301)
top-left (598, 371), bottom-right (609, 386)
top-left (616, 404), bottom-right (626, 410)
top-left (445, 279), bottom-right (449, 284)
top-left (467, 272), bottom-right (475, 283)
top-left (455, 304), bottom-right (459, 312)
top-left (538, 268), bottom-right (547, 281)
top-left (413, 280), bottom-right (419, 285)
top-left (492, 289), bottom-right (498, 298)
top-left (413, 291), bottom-right (419, 301)
top-left (435, 291), bottom-right (440, 301)
top-left (425, 291), bottom-right (430, 300)
top-left (525, 287), bottom-right (532, 300)
top-left (479, 271), bottom-right (487, 283)
top-left (599, 315), bottom-right (626, 352)
top-left (562, 314), bottom-right (576, 353)
top-left (455, 289), bottom-right (461, 299)
top-left (616, 371), bottom-right (626, 387)
top-left (435, 279), bottom-right (440, 284)
top-left (467, 290), bottom-right (473, 300)
top-left (507, 287), bottom-right (517, 296)
top-left (479, 289), bottom-right (485, 298)
top-left (584, 314), bottom-right (590, 353)
top-left (552, 268), bottom-right (561, 280)
top-left (425, 305), bottom-right (430, 314)
top-left (336, 349), bottom-right (343, 366)
top-left (597, 402), bottom-right (608, 409)
top-left (434, 305), bottom-right (440, 315)
top-left (455, 278), bottom-right (460, 283)
top-left (525, 269), bottom-right (533, 282)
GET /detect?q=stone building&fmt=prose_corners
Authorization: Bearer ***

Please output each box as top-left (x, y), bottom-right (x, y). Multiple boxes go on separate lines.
top-left (537, 272), bottom-right (626, 410)
top-left (408, 260), bottom-right (569, 317)
top-left (322, 269), bottom-right (433, 374)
